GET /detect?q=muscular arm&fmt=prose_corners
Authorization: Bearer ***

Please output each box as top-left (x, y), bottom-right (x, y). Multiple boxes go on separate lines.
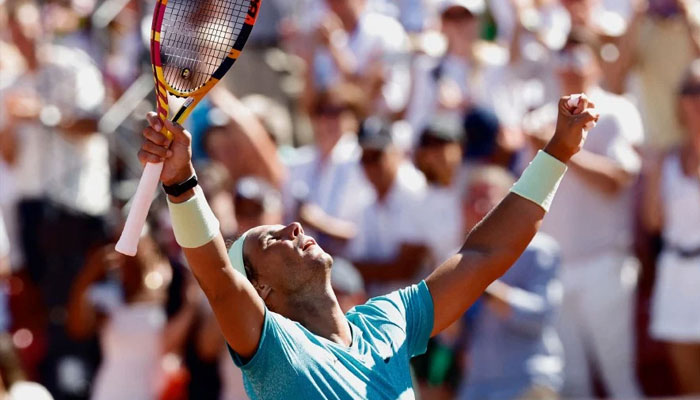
top-left (426, 95), bottom-right (598, 336)
top-left (169, 192), bottom-right (266, 359)
top-left (139, 115), bottom-right (265, 359)
top-left (427, 193), bottom-right (544, 336)
top-left (568, 149), bottom-right (636, 195)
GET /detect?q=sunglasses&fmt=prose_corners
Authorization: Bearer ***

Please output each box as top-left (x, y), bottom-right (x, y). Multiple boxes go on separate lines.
top-left (361, 150), bottom-right (385, 165)
top-left (680, 85), bottom-right (700, 97)
top-left (313, 106), bottom-right (345, 117)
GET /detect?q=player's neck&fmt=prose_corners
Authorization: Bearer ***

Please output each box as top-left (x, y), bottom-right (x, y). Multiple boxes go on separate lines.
top-left (283, 286), bottom-right (352, 346)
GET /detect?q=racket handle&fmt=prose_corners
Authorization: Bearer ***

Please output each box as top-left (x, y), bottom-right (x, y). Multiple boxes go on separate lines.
top-left (115, 162), bottom-right (164, 256)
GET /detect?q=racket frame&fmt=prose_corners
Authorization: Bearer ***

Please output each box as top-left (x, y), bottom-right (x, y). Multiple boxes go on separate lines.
top-left (115, 0), bottom-right (261, 256)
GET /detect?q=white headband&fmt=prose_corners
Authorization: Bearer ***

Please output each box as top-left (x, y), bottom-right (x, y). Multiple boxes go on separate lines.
top-left (228, 230), bottom-right (251, 279)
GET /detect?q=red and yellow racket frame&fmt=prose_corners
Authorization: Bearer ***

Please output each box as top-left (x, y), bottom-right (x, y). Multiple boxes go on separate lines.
top-left (149, 0), bottom-right (261, 133)
top-left (115, 0), bottom-right (261, 256)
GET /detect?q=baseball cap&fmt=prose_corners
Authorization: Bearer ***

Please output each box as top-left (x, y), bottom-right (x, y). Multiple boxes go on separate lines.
top-left (357, 117), bottom-right (394, 151)
top-left (420, 115), bottom-right (465, 146)
top-left (438, 0), bottom-right (485, 16)
top-left (235, 176), bottom-right (281, 213)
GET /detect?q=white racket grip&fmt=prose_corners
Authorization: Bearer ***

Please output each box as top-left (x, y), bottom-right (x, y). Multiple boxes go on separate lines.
top-left (567, 94), bottom-right (596, 131)
top-left (115, 162), bottom-right (164, 256)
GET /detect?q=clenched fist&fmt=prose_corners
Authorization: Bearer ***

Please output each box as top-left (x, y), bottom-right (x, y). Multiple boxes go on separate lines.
top-left (138, 112), bottom-right (195, 187)
top-left (544, 94), bottom-right (599, 163)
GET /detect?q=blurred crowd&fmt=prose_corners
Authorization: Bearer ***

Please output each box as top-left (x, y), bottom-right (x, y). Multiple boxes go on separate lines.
top-left (1, 0), bottom-right (700, 399)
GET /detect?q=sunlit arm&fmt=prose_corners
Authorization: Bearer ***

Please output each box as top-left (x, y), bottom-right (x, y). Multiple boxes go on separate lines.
top-left (169, 190), bottom-right (266, 359)
top-left (426, 192), bottom-right (545, 336)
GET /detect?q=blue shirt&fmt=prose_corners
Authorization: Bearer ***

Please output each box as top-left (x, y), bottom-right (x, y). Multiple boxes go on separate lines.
top-left (459, 233), bottom-right (563, 400)
top-left (230, 281), bottom-right (434, 399)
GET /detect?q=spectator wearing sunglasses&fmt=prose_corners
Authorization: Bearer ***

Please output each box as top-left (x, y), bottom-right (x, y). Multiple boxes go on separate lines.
top-left (643, 59), bottom-right (700, 395)
top-left (524, 34), bottom-right (644, 398)
top-left (346, 118), bottom-right (429, 297)
top-left (283, 91), bottom-right (370, 253)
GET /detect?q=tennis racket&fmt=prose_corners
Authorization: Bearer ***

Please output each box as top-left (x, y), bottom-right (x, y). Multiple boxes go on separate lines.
top-left (116, 0), bottom-right (261, 256)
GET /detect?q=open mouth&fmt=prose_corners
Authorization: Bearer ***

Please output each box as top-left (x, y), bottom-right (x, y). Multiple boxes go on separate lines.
top-left (302, 238), bottom-right (316, 251)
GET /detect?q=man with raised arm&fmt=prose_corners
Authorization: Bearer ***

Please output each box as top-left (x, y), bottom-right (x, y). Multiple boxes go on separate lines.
top-left (137, 95), bottom-right (598, 400)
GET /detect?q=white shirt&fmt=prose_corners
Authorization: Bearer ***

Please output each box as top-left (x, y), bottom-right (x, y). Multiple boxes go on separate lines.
top-left (313, 11), bottom-right (411, 113)
top-left (660, 153), bottom-right (700, 250)
top-left (0, 213), bottom-right (9, 262)
top-left (539, 88), bottom-right (643, 262)
top-left (405, 49), bottom-right (525, 142)
top-left (284, 135), bottom-right (373, 222)
top-left (415, 184), bottom-right (463, 266)
top-left (346, 162), bottom-right (427, 295)
top-left (0, 45), bottom-right (110, 216)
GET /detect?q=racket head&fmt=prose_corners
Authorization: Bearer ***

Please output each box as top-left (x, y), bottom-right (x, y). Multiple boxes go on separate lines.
top-left (151, 0), bottom-right (261, 99)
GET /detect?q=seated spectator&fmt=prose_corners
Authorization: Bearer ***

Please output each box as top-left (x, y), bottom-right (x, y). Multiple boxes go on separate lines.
top-left (413, 116), bottom-right (465, 265)
top-left (346, 118), bottom-right (429, 297)
top-left (457, 166), bottom-right (563, 400)
top-left (643, 59), bottom-right (700, 395)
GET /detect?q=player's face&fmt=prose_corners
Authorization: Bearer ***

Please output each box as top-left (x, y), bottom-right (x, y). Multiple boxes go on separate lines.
top-left (244, 223), bottom-right (332, 295)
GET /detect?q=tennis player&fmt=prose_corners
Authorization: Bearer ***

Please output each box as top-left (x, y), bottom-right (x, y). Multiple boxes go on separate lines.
top-left (137, 95), bottom-right (598, 399)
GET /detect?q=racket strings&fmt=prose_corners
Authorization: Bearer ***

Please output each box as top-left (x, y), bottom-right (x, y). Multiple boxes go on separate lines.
top-left (160, 0), bottom-right (251, 93)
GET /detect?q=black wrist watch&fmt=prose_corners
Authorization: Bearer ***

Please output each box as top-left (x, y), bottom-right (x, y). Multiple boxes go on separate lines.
top-left (162, 174), bottom-right (198, 196)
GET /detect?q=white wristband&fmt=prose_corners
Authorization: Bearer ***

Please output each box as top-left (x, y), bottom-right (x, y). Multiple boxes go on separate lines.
top-left (167, 187), bottom-right (220, 248)
top-left (510, 150), bottom-right (568, 212)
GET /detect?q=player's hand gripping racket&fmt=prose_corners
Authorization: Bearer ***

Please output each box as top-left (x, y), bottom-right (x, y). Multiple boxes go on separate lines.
top-left (116, 0), bottom-right (261, 256)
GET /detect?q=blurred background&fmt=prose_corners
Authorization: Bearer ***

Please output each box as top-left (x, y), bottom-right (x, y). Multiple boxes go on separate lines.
top-left (1, 0), bottom-right (700, 398)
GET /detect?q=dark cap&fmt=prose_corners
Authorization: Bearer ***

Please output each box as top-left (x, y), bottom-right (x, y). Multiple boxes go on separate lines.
top-left (358, 117), bottom-right (394, 150)
top-left (235, 176), bottom-right (281, 212)
top-left (420, 115), bottom-right (465, 146)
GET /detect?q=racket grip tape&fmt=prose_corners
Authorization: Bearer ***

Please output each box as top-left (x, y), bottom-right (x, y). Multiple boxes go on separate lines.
top-left (115, 162), bottom-right (164, 256)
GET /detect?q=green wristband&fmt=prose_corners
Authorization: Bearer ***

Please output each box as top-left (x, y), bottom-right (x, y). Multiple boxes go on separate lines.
top-left (167, 187), bottom-right (220, 248)
top-left (510, 150), bottom-right (568, 212)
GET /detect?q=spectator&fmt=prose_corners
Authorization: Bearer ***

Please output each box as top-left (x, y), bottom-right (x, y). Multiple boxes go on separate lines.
top-left (197, 161), bottom-right (238, 241)
top-left (642, 59), bottom-right (700, 395)
top-left (609, 0), bottom-right (700, 149)
top-left (346, 118), bottom-right (429, 297)
top-left (200, 88), bottom-right (286, 189)
top-left (309, 0), bottom-right (411, 117)
top-left (235, 177), bottom-right (284, 234)
top-left (413, 116), bottom-right (465, 265)
top-left (1, 2), bottom-right (111, 397)
top-left (283, 91), bottom-right (368, 252)
top-left (457, 165), bottom-right (563, 400)
top-left (66, 236), bottom-right (191, 400)
top-left (405, 0), bottom-right (525, 143)
top-left (527, 36), bottom-right (643, 397)
top-left (329, 258), bottom-right (366, 314)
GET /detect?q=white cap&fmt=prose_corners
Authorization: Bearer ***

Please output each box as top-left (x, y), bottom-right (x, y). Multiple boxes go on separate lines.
top-left (438, 0), bottom-right (485, 16)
